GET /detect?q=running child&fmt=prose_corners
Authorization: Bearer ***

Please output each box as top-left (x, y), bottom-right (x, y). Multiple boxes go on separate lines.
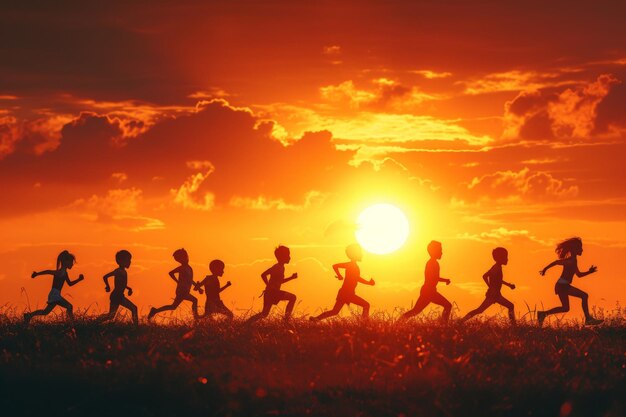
top-left (462, 247), bottom-right (516, 324)
top-left (310, 243), bottom-right (375, 321)
top-left (246, 245), bottom-right (298, 323)
top-left (96, 249), bottom-right (138, 325)
top-left (537, 237), bottom-right (602, 326)
top-left (24, 250), bottom-right (85, 324)
top-left (399, 240), bottom-right (452, 323)
top-left (194, 259), bottom-right (234, 319)
top-left (149, 248), bottom-right (199, 320)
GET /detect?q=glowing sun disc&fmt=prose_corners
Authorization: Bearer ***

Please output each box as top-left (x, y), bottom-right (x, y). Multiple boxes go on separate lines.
top-left (355, 203), bottom-right (410, 254)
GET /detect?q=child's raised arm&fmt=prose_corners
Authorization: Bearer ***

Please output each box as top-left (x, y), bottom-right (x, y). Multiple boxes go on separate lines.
top-left (502, 280), bottom-right (516, 290)
top-left (332, 262), bottom-right (349, 280)
top-left (168, 266), bottom-right (181, 283)
top-left (193, 276), bottom-right (207, 292)
top-left (66, 273), bottom-right (85, 286)
top-left (31, 270), bottom-right (55, 279)
top-left (438, 276), bottom-right (451, 285)
top-left (482, 269), bottom-right (491, 286)
top-left (260, 267), bottom-right (273, 285)
top-left (357, 276), bottom-right (375, 286)
top-left (220, 281), bottom-right (232, 292)
top-left (103, 270), bottom-right (115, 292)
top-left (576, 264), bottom-right (598, 277)
top-left (539, 260), bottom-right (564, 276)
top-left (283, 273), bottom-right (298, 283)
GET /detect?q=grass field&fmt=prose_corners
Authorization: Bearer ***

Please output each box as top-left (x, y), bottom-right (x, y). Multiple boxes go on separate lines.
top-left (0, 310), bottom-right (624, 417)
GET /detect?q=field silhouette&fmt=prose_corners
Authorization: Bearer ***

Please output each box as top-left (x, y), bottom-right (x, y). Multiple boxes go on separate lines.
top-left (0, 309), bottom-right (624, 417)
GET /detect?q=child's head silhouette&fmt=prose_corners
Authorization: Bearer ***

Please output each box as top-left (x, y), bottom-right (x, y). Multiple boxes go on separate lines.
top-left (427, 240), bottom-right (442, 259)
top-left (492, 247), bottom-right (508, 265)
top-left (274, 245), bottom-right (291, 264)
top-left (209, 259), bottom-right (225, 276)
top-left (116, 250), bottom-right (132, 268)
top-left (556, 237), bottom-right (582, 259)
top-left (173, 248), bottom-right (189, 264)
top-left (56, 250), bottom-right (76, 270)
top-left (346, 243), bottom-right (363, 261)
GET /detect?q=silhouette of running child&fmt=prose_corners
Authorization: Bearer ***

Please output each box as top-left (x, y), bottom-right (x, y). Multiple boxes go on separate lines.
top-left (246, 245), bottom-right (298, 323)
top-left (96, 250), bottom-right (138, 325)
top-left (310, 243), bottom-right (375, 321)
top-left (399, 240), bottom-right (452, 323)
top-left (462, 247), bottom-right (516, 324)
top-left (537, 237), bottom-right (602, 326)
top-left (24, 250), bottom-right (85, 324)
top-left (149, 248), bottom-right (199, 320)
top-left (194, 259), bottom-right (233, 320)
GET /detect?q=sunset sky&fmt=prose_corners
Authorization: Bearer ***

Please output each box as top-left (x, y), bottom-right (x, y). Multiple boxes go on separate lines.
top-left (1, 1), bottom-right (625, 320)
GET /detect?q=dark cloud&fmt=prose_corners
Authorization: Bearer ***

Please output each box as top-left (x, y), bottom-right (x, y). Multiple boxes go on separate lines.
top-left (502, 75), bottom-right (622, 141)
top-left (0, 100), bottom-right (356, 217)
top-left (594, 79), bottom-right (626, 133)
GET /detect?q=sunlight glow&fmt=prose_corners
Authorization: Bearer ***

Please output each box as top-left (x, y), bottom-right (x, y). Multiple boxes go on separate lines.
top-left (355, 203), bottom-right (410, 255)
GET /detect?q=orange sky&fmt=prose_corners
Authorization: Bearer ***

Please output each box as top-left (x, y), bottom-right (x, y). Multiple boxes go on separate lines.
top-left (1, 1), bottom-right (625, 321)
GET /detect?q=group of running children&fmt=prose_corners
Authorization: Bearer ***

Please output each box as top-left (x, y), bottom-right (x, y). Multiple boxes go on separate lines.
top-left (23, 237), bottom-right (603, 327)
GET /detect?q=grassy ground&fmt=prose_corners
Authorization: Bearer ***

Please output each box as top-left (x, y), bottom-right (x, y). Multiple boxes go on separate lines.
top-left (0, 311), bottom-right (624, 417)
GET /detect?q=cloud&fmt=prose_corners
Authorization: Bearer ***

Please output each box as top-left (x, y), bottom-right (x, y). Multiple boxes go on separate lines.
top-left (188, 88), bottom-right (230, 99)
top-left (322, 45), bottom-right (341, 55)
top-left (455, 282), bottom-right (489, 296)
top-left (319, 78), bottom-right (440, 112)
top-left (171, 169), bottom-right (216, 211)
top-left (69, 188), bottom-right (165, 231)
top-left (455, 227), bottom-right (549, 246)
top-left (0, 115), bottom-right (20, 158)
top-left (548, 74), bottom-right (620, 138)
top-left (0, 112), bottom-right (75, 158)
top-left (467, 167), bottom-right (578, 201)
top-left (229, 190), bottom-right (327, 211)
top-left (111, 172), bottom-right (128, 183)
top-left (0, 96), bottom-right (202, 159)
top-left (262, 101), bottom-right (491, 152)
top-left (593, 77), bottom-right (626, 134)
top-left (411, 70), bottom-right (452, 79)
top-left (325, 113), bottom-right (491, 146)
top-left (463, 70), bottom-right (573, 95)
top-left (502, 74), bottom-right (621, 141)
top-left (322, 45), bottom-right (342, 65)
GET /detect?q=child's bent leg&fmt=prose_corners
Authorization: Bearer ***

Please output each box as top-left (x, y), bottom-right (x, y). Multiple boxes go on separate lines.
top-left (200, 301), bottom-right (211, 319)
top-left (282, 291), bottom-right (296, 320)
top-left (186, 294), bottom-right (199, 319)
top-left (150, 298), bottom-right (183, 317)
top-left (220, 305), bottom-right (234, 320)
top-left (431, 292), bottom-right (452, 323)
top-left (97, 303), bottom-right (120, 322)
top-left (400, 295), bottom-right (430, 321)
top-left (462, 298), bottom-right (493, 321)
top-left (27, 303), bottom-right (56, 322)
top-left (246, 301), bottom-right (272, 324)
top-left (313, 300), bottom-right (344, 321)
top-left (567, 286), bottom-right (590, 319)
top-left (56, 297), bottom-right (75, 322)
top-left (350, 294), bottom-right (370, 318)
top-left (496, 295), bottom-right (515, 323)
top-left (543, 292), bottom-right (570, 316)
top-left (120, 298), bottom-right (139, 325)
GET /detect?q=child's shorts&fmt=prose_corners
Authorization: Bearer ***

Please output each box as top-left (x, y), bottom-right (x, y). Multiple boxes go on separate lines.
top-left (205, 300), bottom-right (229, 314)
top-left (110, 291), bottom-right (128, 305)
top-left (336, 288), bottom-right (357, 304)
top-left (555, 282), bottom-right (571, 295)
top-left (47, 288), bottom-right (63, 304)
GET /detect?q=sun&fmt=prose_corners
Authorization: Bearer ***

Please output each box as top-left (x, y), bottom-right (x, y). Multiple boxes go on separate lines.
top-left (355, 203), bottom-right (410, 255)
